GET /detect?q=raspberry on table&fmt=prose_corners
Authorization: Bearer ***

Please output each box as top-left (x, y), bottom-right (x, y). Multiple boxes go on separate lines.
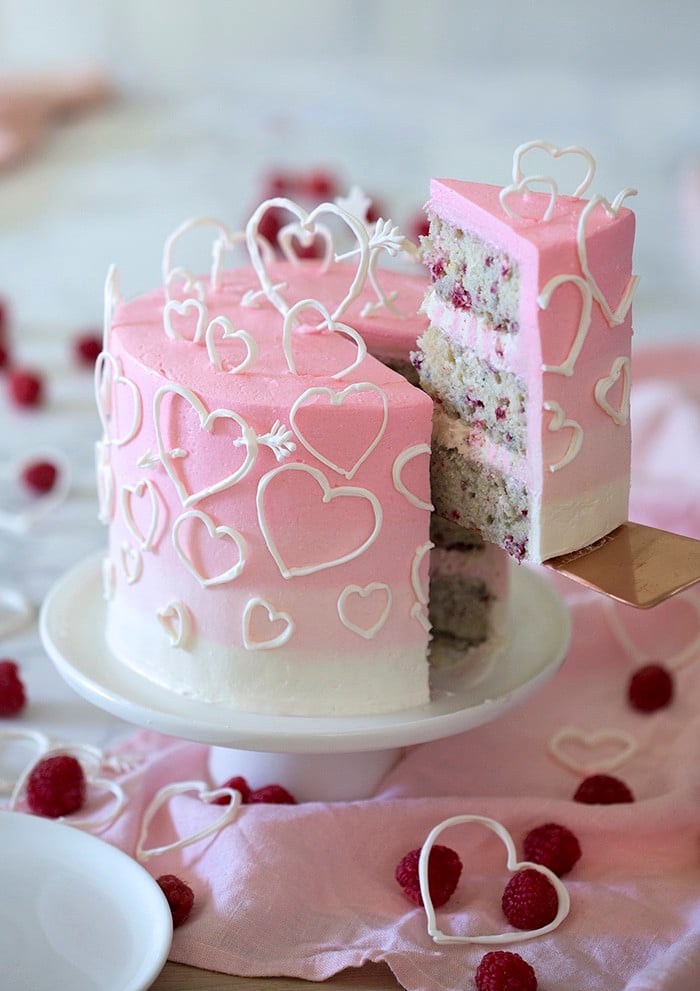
top-left (0, 342), bottom-right (9, 369)
top-left (8, 368), bottom-right (44, 408)
top-left (628, 663), bottom-right (674, 712)
top-left (301, 169), bottom-right (339, 199)
top-left (247, 783), bottom-right (297, 805)
top-left (212, 774), bottom-right (251, 805)
top-left (156, 874), bottom-right (194, 928)
top-left (0, 659), bottom-right (26, 716)
top-left (395, 843), bottom-right (463, 908)
top-left (21, 460), bottom-right (58, 494)
top-left (26, 754), bottom-right (86, 817)
top-left (523, 822), bottom-right (581, 877)
top-left (73, 332), bottom-right (102, 367)
top-left (501, 868), bottom-right (559, 930)
top-left (573, 773), bottom-right (635, 805)
top-left (475, 950), bottom-right (538, 991)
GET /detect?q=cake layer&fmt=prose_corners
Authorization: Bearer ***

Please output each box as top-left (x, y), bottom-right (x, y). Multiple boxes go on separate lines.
top-left (420, 168), bottom-right (636, 563)
top-left (423, 213), bottom-right (520, 331)
top-left (429, 520), bottom-right (509, 645)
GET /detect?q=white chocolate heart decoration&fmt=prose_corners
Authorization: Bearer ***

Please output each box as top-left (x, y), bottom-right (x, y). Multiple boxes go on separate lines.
top-left (205, 316), bottom-right (258, 374)
top-left (96, 440), bottom-right (115, 524)
top-left (163, 297), bottom-right (207, 344)
top-left (337, 583), bottom-right (392, 640)
top-left (290, 383), bottom-right (388, 479)
top-left (548, 725), bottom-right (637, 776)
top-left (594, 356), bottom-right (631, 426)
top-left (165, 266), bottom-right (206, 303)
top-left (135, 779), bottom-right (241, 862)
top-left (242, 598), bottom-right (295, 650)
top-left (0, 728), bottom-right (50, 795)
top-left (245, 197), bottom-right (371, 322)
top-left (94, 351), bottom-right (143, 447)
top-left (543, 401), bottom-right (583, 472)
top-left (282, 297), bottom-right (367, 381)
top-left (257, 464), bottom-right (383, 578)
top-left (0, 449), bottom-right (72, 537)
top-left (278, 220), bottom-right (334, 271)
top-left (419, 814), bottom-right (570, 944)
top-left (8, 741), bottom-right (126, 832)
top-left (410, 541), bottom-right (433, 633)
top-left (392, 444), bottom-right (433, 511)
top-left (120, 542), bottom-right (143, 585)
top-left (172, 509), bottom-right (247, 587)
top-left (577, 189), bottom-right (639, 327)
top-left (156, 601), bottom-right (192, 649)
top-left (539, 275), bottom-right (593, 377)
top-left (153, 383), bottom-right (258, 507)
top-left (604, 592), bottom-right (700, 672)
top-left (121, 479), bottom-right (161, 551)
top-left (512, 140), bottom-right (596, 198)
top-left (499, 175), bottom-right (559, 224)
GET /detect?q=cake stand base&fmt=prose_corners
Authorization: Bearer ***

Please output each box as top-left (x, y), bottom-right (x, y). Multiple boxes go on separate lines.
top-left (40, 554), bottom-right (571, 801)
top-left (208, 746), bottom-right (401, 802)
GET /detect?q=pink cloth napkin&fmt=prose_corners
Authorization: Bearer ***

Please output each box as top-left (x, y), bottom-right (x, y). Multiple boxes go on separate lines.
top-left (95, 344), bottom-right (700, 991)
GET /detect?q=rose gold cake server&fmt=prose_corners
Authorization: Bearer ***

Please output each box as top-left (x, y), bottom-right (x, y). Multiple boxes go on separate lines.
top-left (544, 522), bottom-right (700, 608)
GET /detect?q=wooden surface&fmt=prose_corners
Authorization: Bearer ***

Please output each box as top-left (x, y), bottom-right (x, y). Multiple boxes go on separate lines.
top-left (151, 961), bottom-right (399, 990)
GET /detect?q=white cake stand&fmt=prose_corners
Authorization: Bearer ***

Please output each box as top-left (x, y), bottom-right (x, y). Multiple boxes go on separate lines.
top-left (40, 554), bottom-right (570, 801)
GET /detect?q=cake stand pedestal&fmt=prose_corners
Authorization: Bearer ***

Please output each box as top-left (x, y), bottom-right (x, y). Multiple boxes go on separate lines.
top-left (39, 554), bottom-right (570, 801)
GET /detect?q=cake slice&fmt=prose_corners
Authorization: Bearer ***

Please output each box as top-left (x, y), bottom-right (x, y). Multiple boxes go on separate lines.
top-left (414, 148), bottom-right (637, 563)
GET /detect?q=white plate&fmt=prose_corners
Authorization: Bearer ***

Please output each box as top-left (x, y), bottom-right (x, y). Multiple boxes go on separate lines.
top-left (0, 810), bottom-right (172, 991)
top-left (40, 553), bottom-right (571, 754)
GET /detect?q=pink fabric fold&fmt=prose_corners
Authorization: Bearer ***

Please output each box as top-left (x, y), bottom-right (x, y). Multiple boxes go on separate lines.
top-left (96, 345), bottom-right (700, 991)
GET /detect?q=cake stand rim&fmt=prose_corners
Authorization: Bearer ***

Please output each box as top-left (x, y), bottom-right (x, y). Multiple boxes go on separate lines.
top-left (39, 552), bottom-right (571, 755)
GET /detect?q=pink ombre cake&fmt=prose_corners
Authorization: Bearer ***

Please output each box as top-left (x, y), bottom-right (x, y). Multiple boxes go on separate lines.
top-left (415, 142), bottom-right (637, 564)
top-left (96, 205), bottom-right (439, 716)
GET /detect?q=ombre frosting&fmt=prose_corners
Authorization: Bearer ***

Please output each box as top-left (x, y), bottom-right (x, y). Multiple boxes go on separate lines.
top-left (426, 146), bottom-right (637, 562)
top-left (97, 208), bottom-right (435, 716)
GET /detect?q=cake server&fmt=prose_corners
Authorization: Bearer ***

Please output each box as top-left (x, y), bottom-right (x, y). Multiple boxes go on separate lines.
top-left (544, 522), bottom-right (700, 608)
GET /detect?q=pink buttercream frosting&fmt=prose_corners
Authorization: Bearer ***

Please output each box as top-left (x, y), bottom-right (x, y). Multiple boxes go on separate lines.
top-left (98, 256), bottom-right (434, 715)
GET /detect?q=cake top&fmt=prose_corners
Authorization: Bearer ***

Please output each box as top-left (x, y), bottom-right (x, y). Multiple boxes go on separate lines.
top-left (106, 196), bottom-right (429, 387)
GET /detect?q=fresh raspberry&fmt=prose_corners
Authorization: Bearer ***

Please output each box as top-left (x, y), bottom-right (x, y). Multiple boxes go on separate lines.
top-left (475, 950), bottom-right (538, 991)
top-left (395, 844), bottom-right (463, 908)
top-left (156, 874), bottom-right (194, 928)
top-left (628, 663), bottom-right (674, 712)
top-left (523, 822), bottom-right (581, 877)
top-left (301, 169), bottom-right (338, 199)
top-left (26, 755), bottom-right (86, 817)
top-left (0, 343), bottom-right (9, 369)
top-left (263, 170), bottom-right (295, 197)
top-left (212, 774), bottom-right (251, 805)
top-left (247, 783), bottom-right (297, 804)
top-left (0, 297), bottom-right (8, 345)
top-left (21, 459), bottom-right (58, 494)
top-left (8, 368), bottom-right (43, 408)
top-left (257, 206), bottom-right (286, 248)
top-left (73, 332), bottom-right (102, 367)
top-left (366, 196), bottom-right (388, 224)
top-left (501, 869), bottom-right (559, 930)
top-left (573, 773), bottom-right (635, 805)
top-left (0, 659), bottom-right (26, 716)
top-left (409, 212), bottom-right (430, 241)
